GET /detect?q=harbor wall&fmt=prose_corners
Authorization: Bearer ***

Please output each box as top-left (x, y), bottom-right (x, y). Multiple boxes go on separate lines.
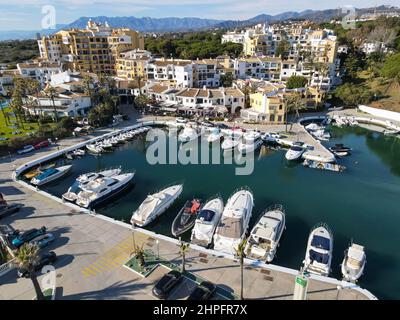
top-left (358, 105), bottom-right (400, 123)
top-left (12, 120), bottom-right (377, 300)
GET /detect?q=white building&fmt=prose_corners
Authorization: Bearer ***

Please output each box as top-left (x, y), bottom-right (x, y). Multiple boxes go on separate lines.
top-left (221, 31), bottom-right (246, 44)
top-left (0, 70), bottom-right (17, 96)
top-left (17, 61), bottom-right (63, 87)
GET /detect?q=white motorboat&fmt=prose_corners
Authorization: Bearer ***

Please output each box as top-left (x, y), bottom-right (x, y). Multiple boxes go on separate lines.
top-left (285, 144), bottom-right (306, 161)
top-left (221, 130), bottom-right (243, 151)
top-left (62, 168), bottom-right (122, 202)
top-left (76, 173), bottom-right (135, 208)
top-left (341, 243), bottom-right (366, 282)
top-left (31, 165), bottom-right (72, 186)
top-left (111, 136), bottom-right (123, 145)
top-left (262, 132), bottom-right (281, 143)
top-left (312, 129), bottom-right (331, 141)
top-left (72, 149), bottom-right (86, 157)
top-left (213, 188), bottom-right (254, 255)
top-left (245, 204), bottom-right (286, 262)
top-left (178, 125), bottom-right (202, 143)
top-left (86, 144), bottom-right (103, 154)
top-left (237, 131), bottom-right (263, 154)
top-left (305, 123), bottom-right (324, 131)
top-left (130, 184), bottom-right (183, 227)
top-left (207, 128), bottom-right (223, 143)
top-left (303, 223), bottom-right (333, 277)
top-left (191, 196), bottom-right (224, 248)
top-left (97, 141), bottom-right (113, 150)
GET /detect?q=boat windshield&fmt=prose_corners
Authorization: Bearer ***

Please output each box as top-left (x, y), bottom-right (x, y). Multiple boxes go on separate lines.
top-left (309, 249), bottom-right (329, 264)
top-left (197, 209), bottom-right (215, 222)
top-left (311, 235), bottom-right (331, 251)
top-left (291, 146), bottom-right (303, 152)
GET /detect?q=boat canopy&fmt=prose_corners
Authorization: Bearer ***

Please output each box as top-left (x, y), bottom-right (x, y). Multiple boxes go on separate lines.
top-left (254, 217), bottom-right (280, 240)
top-left (36, 168), bottom-right (58, 180)
top-left (309, 249), bottom-right (330, 264)
top-left (311, 235), bottom-right (331, 251)
top-left (197, 209), bottom-right (215, 222)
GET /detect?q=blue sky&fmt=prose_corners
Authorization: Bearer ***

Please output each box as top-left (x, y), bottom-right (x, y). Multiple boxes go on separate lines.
top-left (0, 0), bottom-right (397, 31)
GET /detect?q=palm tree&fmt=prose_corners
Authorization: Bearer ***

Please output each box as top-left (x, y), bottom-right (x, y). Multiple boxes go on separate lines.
top-left (133, 245), bottom-right (146, 268)
top-left (0, 95), bottom-right (9, 126)
top-left (44, 86), bottom-right (58, 123)
top-left (235, 238), bottom-right (247, 300)
top-left (26, 79), bottom-right (41, 120)
top-left (179, 240), bottom-right (190, 273)
top-left (83, 74), bottom-right (95, 105)
top-left (14, 243), bottom-right (45, 300)
top-left (284, 91), bottom-right (306, 133)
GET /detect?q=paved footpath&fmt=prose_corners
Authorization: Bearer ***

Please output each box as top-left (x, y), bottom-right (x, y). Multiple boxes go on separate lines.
top-left (0, 112), bottom-right (372, 300)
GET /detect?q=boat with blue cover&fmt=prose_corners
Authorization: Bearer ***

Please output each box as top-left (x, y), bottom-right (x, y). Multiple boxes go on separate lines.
top-left (31, 165), bottom-right (72, 186)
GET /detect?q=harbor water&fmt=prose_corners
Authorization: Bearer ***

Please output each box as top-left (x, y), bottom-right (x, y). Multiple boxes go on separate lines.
top-left (42, 126), bottom-right (400, 299)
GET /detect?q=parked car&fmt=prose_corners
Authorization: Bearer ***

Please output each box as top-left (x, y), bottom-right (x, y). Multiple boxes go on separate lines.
top-left (0, 203), bottom-right (23, 219)
top-left (187, 281), bottom-right (217, 300)
top-left (17, 145), bottom-right (35, 155)
top-left (29, 233), bottom-right (55, 248)
top-left (34, 140), bottom-right (50, 150)
top-left (17, 251), bottom-right (57, 278)
top-left (12, 227), bottom-right (47, 248)
top-left (152, 270), bottom-right (182, 299)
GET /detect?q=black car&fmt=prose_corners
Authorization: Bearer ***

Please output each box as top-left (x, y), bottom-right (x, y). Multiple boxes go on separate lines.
top-left (152, 270), bottom-right (182, 299)
top-left (187, 281), bottom-right (217, 300)
top-left (17, 251), bottom-right (57, 278)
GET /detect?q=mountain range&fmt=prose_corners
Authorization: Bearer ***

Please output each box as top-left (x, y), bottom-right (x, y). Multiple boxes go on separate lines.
top-left (0, 5), bottom-right (398, 41)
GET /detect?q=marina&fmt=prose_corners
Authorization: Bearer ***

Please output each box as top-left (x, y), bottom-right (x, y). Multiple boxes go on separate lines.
top-left (9, 118), bottom-right (400, 299)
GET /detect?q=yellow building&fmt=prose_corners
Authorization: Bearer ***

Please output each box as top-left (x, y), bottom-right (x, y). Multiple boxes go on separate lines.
top-left (243, 34), bottom-right (270, 57)
top-left (245, 88), bottom-right (286, 123)
top-left (116, 49), bottom-right (151, 81)
top-left (38, 20), bottom-right (144, 75)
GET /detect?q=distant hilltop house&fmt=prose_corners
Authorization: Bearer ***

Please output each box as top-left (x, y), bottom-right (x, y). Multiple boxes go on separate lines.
top-left (361, 41), bottom-right (392, 55)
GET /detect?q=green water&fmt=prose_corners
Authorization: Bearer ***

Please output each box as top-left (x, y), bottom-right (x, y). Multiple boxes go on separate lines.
top-left (44, 126), bottom-right (400, 299)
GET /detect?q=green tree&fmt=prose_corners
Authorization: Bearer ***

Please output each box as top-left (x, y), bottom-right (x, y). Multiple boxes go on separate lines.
top-left (285, 91), bottom-right (307, 132)
top-left (14, 243), bottom-right (44, 300)
top-left (179, 241), bottom-right (190, 273)
top-left (276, 40), bottom-right (291, 59)
top-left (286, 75), bottom-right (308, 89)
top-left (220, 72), bottom-right (234, 87)
top-left (381, 53), bottom-right (400, 83)
top-left (44, 86), bottom-right (58, 123)
top-left (235, 238), bottom-right (247, 300)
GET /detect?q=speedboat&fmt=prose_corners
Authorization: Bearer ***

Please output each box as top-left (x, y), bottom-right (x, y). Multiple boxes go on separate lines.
top-left (262, 132), bottom-right (280, 143)
top-left (130, 184), bottom-right (183, 227)
top-left (31, 165), bottom-right (72, 186)
top-left (303, 223), bottom-right (333, 277)
top-left (191, 197), bottom-right (224, 248)
top-left (312, 129), bottom-right (331, 141)
top-left (171, 198), bottom-right (202, 237)
top-left (213, 188), bottom-right (254, 255)
top-left (221, 130), bottom-right (243, 151)
top-left (62, 168), bottom-right (122, 202)
top-left (86, 144), bottom-right (103, 154)
top-left (245, 204), bottom-right (286, 263)
top-left (237, 131), bottom-right (263, 154)
top-left (207, 128), bottom-right (223, 143)
top-left (72, 149), bottom-right (86, 157)
top-left (76, 173), bottom-right (134, 208)
top-left (178, 126), bottom-right (202, 143)
top-left (305, 123), bottom-right (324, 131)
top-left (329, 144), bottom-right (352, 157)
top-left (285, 144), bottom-right (305, 161)
top-left (97, 141), bottom-right (113, 150)
top-left (341, 243), bottom-right (366, 282)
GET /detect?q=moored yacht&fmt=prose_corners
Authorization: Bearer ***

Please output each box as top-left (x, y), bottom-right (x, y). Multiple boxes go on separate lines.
top-left (245, 204), bottom-right (286, 262)
top-left (341, 243), bottom-right (366, 282)
top-left (329, 144), bottom-right (352, 157)
top-left (86, 143), bottom-right (103, 154)
top-left (191, 196), bottom-right (224, 248)
top-left (130, 184), bottom-right (183, 227)
top-left (62, 168), bottom-right (122, 202)
top-left (207, 128), bottom-right (223, 143)
top-left (178, 125), bottom-right (203, 143)
top-left (303, 223), bottom-right (333, 277)
top-left (237, 131), bottom-right (263, 154)
top-left (76, 173), bottom-right (134, 208)
top-left (171, 198), bottom-right (202, 237)
top-left (221, 130), bottom-right (243, 151)
top-left (285, 144), bottom-right (306, 161)
top-left (31, 165), bottom-right (72, 186)
top-left (213, 188), bottom-right (254, 255)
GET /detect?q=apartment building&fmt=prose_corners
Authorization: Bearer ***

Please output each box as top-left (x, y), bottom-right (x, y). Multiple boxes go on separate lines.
top-left (17, 61), bottom-right (63, 87)
top-left (37, 20), bottom-right (144, 75)
top-left (143, 82), bottom-right (245, 115)
top-left (221, 31), bottom-right (246, 44)
top-left (116, 49), bottom-right (152, 81)
top-left (146, 59), bottom-right (194, 88)
top-left (0, 70), bottom-right (18, 96)
top-left (233, 57), bottom-right (282, 82)
top-left (193, 59), bottom-right (222, 88)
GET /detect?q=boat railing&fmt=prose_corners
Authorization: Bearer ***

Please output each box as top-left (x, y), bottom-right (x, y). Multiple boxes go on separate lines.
top-left (202, 193), bottom-right (223, 207)
top-left (265, 203), bottom-right (285, 214)
top-left (311, 222), bottom-right (334, 239)
top-left (229, 185), bottom-right (253, 199)
top-left (153, 180), bottom-right (185, 194)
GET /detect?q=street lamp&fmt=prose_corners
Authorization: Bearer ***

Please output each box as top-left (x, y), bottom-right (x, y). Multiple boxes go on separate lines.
top-left (156, 239), bottom-right (159, 261)
top-left (131, 224), bottom-right (136, 252)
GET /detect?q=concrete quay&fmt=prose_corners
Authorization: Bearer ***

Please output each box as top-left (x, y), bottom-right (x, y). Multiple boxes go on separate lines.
top-left (0, 118), bottom-right (375, 300)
